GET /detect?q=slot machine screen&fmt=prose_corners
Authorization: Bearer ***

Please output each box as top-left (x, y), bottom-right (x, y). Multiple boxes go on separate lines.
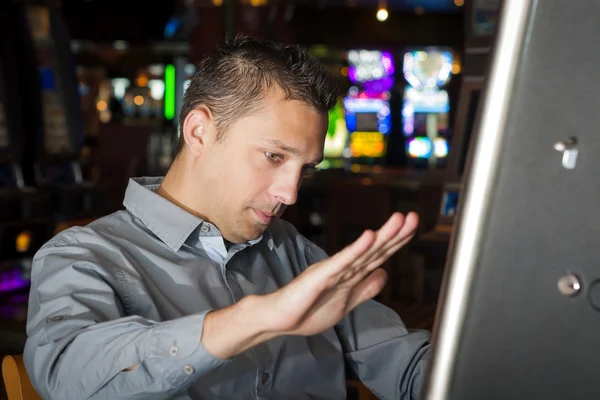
top-left (458, 89), bottom-right (481, 175)
top-left (344, 97), bottom-right (389, 159)
top-left (26, 7), bottom-right (71, 156)
top-left (354, 113), bottom-right (379, 132)
top-left (441, 190), bottom-right (460, 217)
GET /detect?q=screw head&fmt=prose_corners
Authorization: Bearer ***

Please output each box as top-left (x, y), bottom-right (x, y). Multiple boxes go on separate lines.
top-left (558, 274), bottom-right (581, 296)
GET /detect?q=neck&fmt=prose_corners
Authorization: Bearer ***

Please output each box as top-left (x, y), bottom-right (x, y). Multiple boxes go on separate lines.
top-left (157, 155), bottom-right (211, 222)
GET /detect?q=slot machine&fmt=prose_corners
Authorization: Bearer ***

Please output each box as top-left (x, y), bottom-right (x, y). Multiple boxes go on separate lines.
top-left (401, 48), bottom-right (454, 169)
top-left (0, 0), bottom-right (54, 299)
top-left (18, 0), bottom-right (107, 228)
top-left (343, 49), bottom-right (394, 170)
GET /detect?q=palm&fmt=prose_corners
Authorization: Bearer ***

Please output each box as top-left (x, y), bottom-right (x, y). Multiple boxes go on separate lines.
top-left (264, 212), bottom-right (418, 336)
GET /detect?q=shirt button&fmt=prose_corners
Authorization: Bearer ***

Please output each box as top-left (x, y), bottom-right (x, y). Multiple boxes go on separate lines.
top-left (169, 346), bottom-right (179, 356)
top-left (200, 225), bottom-right (210, 233)
top-left (183, 365), bottom-right (194, 375)
top-left (261, 372), bottom-right (270, 385)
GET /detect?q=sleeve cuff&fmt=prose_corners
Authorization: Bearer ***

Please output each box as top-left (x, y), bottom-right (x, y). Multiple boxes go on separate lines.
top-left (146, 311), bottom-right (232, 384)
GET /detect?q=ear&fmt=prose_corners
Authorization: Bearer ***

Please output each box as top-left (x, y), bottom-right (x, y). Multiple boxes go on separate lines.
top-left (181, 105), bottom-right (217, 158)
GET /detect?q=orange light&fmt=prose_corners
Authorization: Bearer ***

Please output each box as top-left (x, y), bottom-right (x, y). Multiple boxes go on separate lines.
top-left (341, 67), bottom-right (348, 76)
top-left (454, 0), bottom-right (464, 6)
top-left (136, 74), bottom-right (149, 87)
top-left (96, 100), bottom-right (107, 111)
top-left (134, 95), bottom-right (144, 106)
top-left (16, 231), bottom-right (31, 253)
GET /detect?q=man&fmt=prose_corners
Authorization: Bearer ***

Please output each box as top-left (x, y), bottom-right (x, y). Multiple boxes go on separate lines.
top-left (24, 36), bottom-right (430, 399)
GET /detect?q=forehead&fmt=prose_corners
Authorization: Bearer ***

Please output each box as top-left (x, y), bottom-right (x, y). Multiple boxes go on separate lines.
top-left (231, 90), bottom-right (328, 150)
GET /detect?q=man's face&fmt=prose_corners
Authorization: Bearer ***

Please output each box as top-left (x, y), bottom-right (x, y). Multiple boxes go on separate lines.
top-left (200, 89), bottom-right (328, 243)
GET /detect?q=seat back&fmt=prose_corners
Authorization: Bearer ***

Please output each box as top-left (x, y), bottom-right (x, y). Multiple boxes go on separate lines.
top-left (2, 355), bottom-right (42, 400)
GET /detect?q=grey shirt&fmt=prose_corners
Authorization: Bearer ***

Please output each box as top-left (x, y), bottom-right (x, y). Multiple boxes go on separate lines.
top-left (24, 177), bottom-right (430, 400)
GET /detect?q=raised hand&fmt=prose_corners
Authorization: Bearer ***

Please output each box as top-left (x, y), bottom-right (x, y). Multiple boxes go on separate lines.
top-left (263, 211), bottom-right (419, 337)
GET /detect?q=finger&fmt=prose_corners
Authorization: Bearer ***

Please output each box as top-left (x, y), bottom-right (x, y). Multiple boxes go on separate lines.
top-left (343, 212), bottom-right (417, 282)
top-left (308, 229), bottom-right (376, 283)
top-left (342, 217), bottom-right (418, 287)
top-left (360, 212), bottom-right (418, 267)
top-left (341, 232), bottom-right (414, 289)
top-left (363, 233), bottom-right (415, 274)
top-left (345, 269), bottom-right (388, 312)
top-left (347, 213), bottom-right (407, 268)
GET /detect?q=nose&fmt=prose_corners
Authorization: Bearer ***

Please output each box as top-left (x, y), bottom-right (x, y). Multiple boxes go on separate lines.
top-left (270, 170), bottom-right (302, 206)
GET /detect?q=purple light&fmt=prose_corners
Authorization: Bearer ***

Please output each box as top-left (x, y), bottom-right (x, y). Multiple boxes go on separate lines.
top-left (381, 52), bottom-right (395, 75)
top-left (348, 66), bottom-right (358, 83)
top-left (0, 268), bottom-right (29, 293)
top-left (362, 76), bottom-right (395, 94)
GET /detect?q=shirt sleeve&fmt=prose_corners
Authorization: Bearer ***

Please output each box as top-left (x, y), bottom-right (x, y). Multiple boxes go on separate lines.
top-left (302, 235), bottom-right (431, 400)
top-left (24, 234), bottom-right (232, 400)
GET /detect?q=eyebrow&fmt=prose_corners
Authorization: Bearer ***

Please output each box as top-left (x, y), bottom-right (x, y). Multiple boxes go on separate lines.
top-left (264, 139), bottom-right (323, 165)
top-left (265, 139), bottom-right (300, 156)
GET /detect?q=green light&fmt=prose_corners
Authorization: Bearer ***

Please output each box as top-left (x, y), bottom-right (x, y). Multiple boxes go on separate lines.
top-left (164, 64), bottom-right (175, 120)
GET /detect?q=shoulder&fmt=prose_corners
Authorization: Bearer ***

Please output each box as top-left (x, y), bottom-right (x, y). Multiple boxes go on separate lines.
top-left (41, 210), bottom-right (131, 250)
top-left (32, 210), bottom-right (142, 279)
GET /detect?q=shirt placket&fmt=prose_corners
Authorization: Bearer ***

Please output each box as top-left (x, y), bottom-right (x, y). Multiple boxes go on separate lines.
top-left (224, 247), bottom-right (274, 400)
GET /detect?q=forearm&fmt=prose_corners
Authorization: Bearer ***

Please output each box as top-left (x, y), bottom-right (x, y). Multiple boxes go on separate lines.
top-left (25, 313), bottom-right (230, 400)
top-left (201, 294), bottom-right (279, 359)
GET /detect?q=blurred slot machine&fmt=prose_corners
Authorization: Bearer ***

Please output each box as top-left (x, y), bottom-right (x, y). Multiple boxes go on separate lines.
top-left (402, 48), bottom-right (454, 169)
top-left (0, 0), bottom-right (55, 299)
top-left (21, 2), bottom-right (108, 227)
top-left (344, 49), bottom-right (394, 170)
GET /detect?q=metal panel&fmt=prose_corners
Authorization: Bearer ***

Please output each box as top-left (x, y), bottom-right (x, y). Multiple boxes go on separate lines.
top-left (424, 0), bottom-right (600, 399)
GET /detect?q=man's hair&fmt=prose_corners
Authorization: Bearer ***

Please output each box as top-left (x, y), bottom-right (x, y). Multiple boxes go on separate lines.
top-left (176, 35), bottom-right (339, 153)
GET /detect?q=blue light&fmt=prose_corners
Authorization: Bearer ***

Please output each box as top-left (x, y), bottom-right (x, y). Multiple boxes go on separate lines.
top-left (164, 17), bottom-right (181, 38)
top-left (408, 137), bottom-right (433, 158)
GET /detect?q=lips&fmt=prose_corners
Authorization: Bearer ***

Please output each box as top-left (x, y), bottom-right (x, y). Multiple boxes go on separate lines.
top-left (252, 209), bottom-right (274, 224)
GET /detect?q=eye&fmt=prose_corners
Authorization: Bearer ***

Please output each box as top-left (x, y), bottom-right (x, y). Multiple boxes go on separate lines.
top-left (265, 152), bottom-right (283, 163)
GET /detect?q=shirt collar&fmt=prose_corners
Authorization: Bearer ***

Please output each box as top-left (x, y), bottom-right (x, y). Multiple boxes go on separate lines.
top-left (123, 177), bottom-right (274, 252)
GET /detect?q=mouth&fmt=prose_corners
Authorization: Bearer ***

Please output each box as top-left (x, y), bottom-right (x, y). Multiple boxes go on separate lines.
top-left (252, 209), bottom-right (275, 224)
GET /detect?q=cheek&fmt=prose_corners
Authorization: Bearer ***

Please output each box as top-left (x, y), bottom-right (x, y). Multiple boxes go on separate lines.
top-left (227, 154), bottom-right (274, 203)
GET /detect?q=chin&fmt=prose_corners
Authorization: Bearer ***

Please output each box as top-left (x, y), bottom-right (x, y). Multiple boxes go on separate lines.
top-left (226, 225), bottom-right (267, 244)
top-left (245, 227), bottom-right (267, 241)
